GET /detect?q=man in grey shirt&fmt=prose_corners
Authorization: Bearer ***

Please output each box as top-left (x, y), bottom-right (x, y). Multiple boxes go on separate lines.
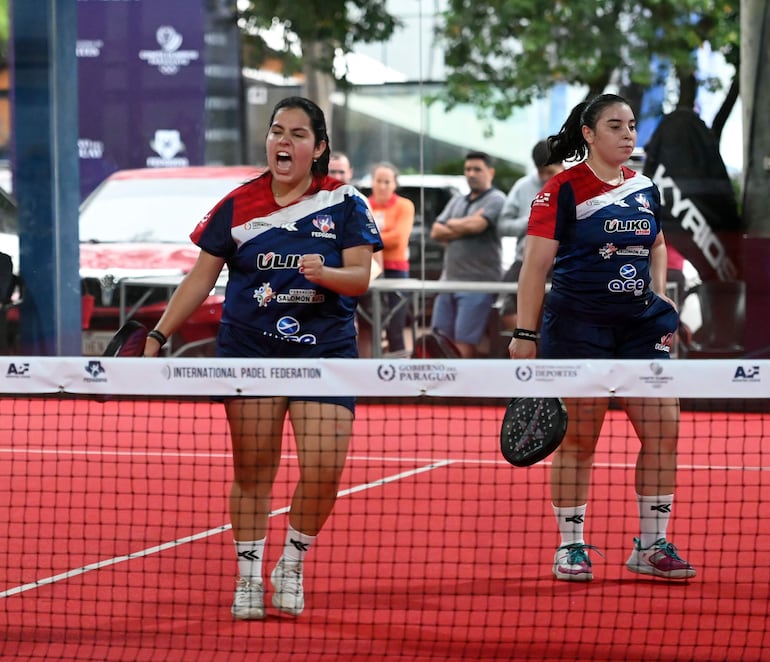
top-left (430, 151), bottom-right (506, 357)
top-left (499, 141), bottom-right (564, 331)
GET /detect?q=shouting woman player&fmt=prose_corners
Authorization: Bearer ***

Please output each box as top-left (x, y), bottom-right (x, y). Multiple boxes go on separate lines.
top-left (509, 94), bottom-right (695, 582)
top-left (144, 96), bottom-right (382, 617)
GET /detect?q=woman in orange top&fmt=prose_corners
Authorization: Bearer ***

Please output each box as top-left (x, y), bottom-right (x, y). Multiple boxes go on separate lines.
top-left (368, 162), bottom-right (415, 353)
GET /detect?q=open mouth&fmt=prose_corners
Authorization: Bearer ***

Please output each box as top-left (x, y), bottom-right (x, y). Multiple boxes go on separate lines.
top-left (275, 151), bottom-right (292, 172)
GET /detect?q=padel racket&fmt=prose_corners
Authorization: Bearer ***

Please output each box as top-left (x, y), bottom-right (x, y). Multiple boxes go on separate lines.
top-left (500, 397), bottom-right (568, 467)
top-left (102, 320), bottom-right (148, 357)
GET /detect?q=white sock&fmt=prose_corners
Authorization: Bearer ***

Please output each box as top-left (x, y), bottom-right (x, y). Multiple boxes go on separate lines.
top-left (553, 503), bottom-right (587, 547)
top-left (280, 524), bottom-right (316, 564)
top-left (234, 538), bottom-right (265, 582)
top-left (637, 493), bottom-right (673, 548)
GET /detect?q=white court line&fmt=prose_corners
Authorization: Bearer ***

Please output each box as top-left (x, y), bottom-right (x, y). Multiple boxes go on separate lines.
top-left (0, 459), bottom-right (453, 599)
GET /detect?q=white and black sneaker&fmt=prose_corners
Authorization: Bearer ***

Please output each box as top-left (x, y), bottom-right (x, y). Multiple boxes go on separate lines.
top-left (271, 559), bottom-right (304, 616)
top-left (231, 577), bottom-right (265, 620)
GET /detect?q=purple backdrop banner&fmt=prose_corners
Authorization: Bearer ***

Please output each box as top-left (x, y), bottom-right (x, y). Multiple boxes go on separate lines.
top-left (77, 0), bottom-right (206, 200)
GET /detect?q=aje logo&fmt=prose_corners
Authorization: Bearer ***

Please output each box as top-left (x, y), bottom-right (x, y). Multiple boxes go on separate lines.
top-left (733, 366), bottom-right (760, 382)
top-left (6, 362), bottom-right (30, 378)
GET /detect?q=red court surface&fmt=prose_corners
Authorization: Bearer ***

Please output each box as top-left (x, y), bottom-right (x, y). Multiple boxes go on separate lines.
top-left (1, 399), bottom-right (769, 661)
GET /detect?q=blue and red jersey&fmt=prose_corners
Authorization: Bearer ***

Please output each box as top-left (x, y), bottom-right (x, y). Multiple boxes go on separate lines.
top-left (528, 162), bottom-right (663, 322)
top-left (191, 171), bottom-right (382, 346)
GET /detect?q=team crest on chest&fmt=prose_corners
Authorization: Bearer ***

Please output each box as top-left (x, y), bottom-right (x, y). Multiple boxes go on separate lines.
top-left (634, 193), bottom-right (653, 214)
top-left (312, 215), bottom-right (336, 236)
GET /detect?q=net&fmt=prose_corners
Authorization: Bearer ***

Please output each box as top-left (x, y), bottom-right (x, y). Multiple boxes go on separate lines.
top-left (1, 356), bottom-right (769, 661)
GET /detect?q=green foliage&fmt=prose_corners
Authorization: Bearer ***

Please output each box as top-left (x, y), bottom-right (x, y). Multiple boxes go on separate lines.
top-left (435, 0), bottom-right (740, 120)
top-left (238, 0), bottom-right (400, 83)
top-left (0, 0), bottom-right (8, 68)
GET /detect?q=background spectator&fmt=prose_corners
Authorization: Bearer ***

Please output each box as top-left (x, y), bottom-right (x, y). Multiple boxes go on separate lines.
top-left (430, 150), bottom-right (506, 357)
top-left (328, 152), bottom-right (354, 184)
top-left (499, 140), bottom-right (564, 331)
top-left (363, 162), bottom-right (415, 356)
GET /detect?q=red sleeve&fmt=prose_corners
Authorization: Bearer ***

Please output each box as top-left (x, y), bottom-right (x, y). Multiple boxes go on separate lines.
top-left (527, 179), bottom-right (561, 240)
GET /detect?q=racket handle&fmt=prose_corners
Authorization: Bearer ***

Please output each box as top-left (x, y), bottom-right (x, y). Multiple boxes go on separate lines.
top-left (147, 329), bottom-right (168, 347)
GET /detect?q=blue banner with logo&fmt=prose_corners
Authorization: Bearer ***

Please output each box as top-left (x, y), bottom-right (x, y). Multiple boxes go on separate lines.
top-left (77, 0), bottom-right (206, 200)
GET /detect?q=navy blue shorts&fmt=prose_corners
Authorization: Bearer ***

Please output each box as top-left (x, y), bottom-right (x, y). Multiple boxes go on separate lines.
top-left (216, 323), bottom-right (357, 413)
top-left (540, 295), bottom-right (679, 359)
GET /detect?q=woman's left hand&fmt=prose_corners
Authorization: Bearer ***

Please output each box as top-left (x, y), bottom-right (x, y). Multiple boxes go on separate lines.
top-left (659, 292), bottom-right (678, 312)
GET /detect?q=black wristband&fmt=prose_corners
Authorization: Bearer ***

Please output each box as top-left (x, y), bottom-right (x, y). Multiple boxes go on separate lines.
top-left (513, 328), bottom-right (539, 342)
top-left (147, 329), bottom-right (168, 347)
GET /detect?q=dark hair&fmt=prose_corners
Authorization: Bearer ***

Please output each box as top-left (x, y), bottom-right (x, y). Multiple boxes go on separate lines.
top-left (546, 93), bottom-right (631, 164)
top-left (531, 140), bottom-right (551, 169)
top-left (370, 160), bottom-right (400, 180)
top-left (267, 96), bottom-right (331, 175)
top-left (465, 150), bottom-right (494, 168)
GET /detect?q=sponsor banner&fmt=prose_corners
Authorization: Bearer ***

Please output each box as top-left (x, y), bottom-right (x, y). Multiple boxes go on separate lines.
top-left (77, 0), bottom-right (206, 200)
top-left (1, 358), bottom-right (768, 399)
top-left (643, 109), bottom-right (743, 282)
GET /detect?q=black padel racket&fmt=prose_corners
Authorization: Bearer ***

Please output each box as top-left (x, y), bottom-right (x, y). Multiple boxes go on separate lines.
top-left (102, 320), bottom-right (148, 357)
top-left (500, 397), bottom-right (568, 467)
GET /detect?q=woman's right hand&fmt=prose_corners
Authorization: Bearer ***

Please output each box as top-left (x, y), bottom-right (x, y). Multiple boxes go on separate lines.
top-left (509, 337), bottom-right (537, 359)
top-left (143, 336), bottom-right (162, 357)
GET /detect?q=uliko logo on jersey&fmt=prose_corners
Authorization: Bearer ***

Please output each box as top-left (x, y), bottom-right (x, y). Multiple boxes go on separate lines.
top-left (604, 219), bottom-right (651, 235)
top-left (139, 26), bottom-right (200, 75)
top-left (608, 264), bottom-right (644, 295)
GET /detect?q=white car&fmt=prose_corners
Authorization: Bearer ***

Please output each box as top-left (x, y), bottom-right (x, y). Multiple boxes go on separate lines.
top-left (78, 165), bottom-right (264, 355)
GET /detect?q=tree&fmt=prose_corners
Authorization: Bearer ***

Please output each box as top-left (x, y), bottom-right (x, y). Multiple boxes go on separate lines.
top-left (237, 0), bottom-right (400, 126)
top-left (0, 0), bottom-right (9, 68)
top-left (436, 0), bottom-right (740, 140)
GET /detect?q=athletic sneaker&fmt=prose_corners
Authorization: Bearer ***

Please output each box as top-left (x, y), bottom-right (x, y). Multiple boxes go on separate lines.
top-left (552, 543), bottom-right (601, 581)
top-left (231, 577), bottom-right (265, 620)
top-left (626, 537), bottom-right (696, 579)
top-left (271, 559), bottom-right (305, 616)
